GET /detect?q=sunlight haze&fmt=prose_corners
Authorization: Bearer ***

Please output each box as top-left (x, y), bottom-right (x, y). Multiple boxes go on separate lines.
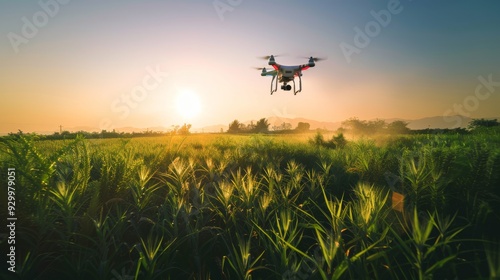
top-left (1, 0), bottom-right (500, 134)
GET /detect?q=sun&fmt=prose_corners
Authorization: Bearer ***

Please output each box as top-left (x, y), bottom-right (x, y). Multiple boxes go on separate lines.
top-left (176, 89), bottom-right (202, 120)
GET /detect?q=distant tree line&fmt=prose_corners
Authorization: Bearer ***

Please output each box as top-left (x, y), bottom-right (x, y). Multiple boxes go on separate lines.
top-left (339, 117), bottom-right (411, 135)
top-left (3, 118), bottom-right (498, 141)
top-left (468, 118), bottom-right (499, 130)
top-left (340, 117), bottom-right (500, 135)
top-left (227, 119), bottom-right (312, 134)
top-left (227, 118), bottom-right (271, 133)
top-left (309, 132), bottom-right (348, 149)
top-left (5, 124), bottom-right (194, 140)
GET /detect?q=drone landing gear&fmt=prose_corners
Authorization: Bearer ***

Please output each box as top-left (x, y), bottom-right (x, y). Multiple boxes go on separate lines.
top-left (294, 74), bottom-right (302, 95)
top-left (270, 75), bottom-right (278, 95)
top-left (270, 76), bottom-right (302, 95)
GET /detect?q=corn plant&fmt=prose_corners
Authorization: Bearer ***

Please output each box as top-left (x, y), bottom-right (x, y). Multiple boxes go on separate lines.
top-left (129, 166), bottom-right (161, 214)
top-left (280, 160), bottom-right (305, 206)
top-left (231, 167), bottom-right (260, 211)
top-left (255, 191), bottom-right (275, 225)
top-left (484, 241), bottom-right (500, 279)
top-left (222, 231), bottom-right (266, 280)
top-left (49, 181), bottom-right (81, 235)
top-left (134, 232), bottom-right (177, 279)
top-left (298, 186), bottom-right (348, 279)
top-left (389, 208), bottom-right (467, 280)
top-left (0, 135), bottom-right (81, 216)
top-left (91, 146), bottom-right (141, 215)
top-left (347, 183), bottom-right (390, 239)
top-left (253, 208), bottom-right (304, 276)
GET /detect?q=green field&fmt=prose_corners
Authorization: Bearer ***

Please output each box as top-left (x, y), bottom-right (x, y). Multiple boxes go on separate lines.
top-left (1, 131), bottom-right (500, 279)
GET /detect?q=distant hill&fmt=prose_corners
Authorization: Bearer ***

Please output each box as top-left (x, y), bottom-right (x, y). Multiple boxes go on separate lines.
top-left (405, 115), bottom-right (471, 130)
top-left (406, 115), bottom-right (497, 129)
top-left (194, 124), bottom-right (226, 133)
top-left (269, 115), bottom-right (500, 130)
top-left (258, 115), bottom-right (479, 131)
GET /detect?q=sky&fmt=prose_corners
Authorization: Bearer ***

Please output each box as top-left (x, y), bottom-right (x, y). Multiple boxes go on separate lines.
top-left (1, 0), bottom-right (500, 134)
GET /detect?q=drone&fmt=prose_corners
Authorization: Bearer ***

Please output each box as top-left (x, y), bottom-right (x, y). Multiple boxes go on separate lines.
top-left (255, 55), bottom-right (325, 95)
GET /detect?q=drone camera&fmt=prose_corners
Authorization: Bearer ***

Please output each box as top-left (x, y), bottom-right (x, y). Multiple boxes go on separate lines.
top-left (281, 84), bottom-right (292, 91)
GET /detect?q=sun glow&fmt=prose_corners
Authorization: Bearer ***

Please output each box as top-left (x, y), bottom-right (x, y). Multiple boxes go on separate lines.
top-left (176, 89), bottom-right (202, 120)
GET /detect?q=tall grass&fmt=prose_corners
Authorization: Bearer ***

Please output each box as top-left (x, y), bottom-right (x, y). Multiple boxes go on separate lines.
top-left (1, 131), bottom-right (498, 279)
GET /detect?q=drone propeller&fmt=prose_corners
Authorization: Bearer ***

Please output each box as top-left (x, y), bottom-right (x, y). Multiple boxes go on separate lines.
top-left (301, 56), bottom-right (327, 62)
top-left (252, 67), bottom-right (266, 70)
top-left (257, 54), bottom-right (284, 60)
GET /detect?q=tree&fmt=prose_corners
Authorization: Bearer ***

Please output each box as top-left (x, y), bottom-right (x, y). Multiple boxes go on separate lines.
top-left (253, 118), bottom-right (270, 133)
top-left (341, 117), bottom-right (367, 134)
top-left (228, 120), bottom-right (242, 133)
top-left (309, 132), bottom-right (347, 149)
top-left (366, 119), bottom-right (386, 134)
top-left (273, 122), bottom-right (292, 131)
top-left (387, 120), bottom-right (410, 134)
top-left (332, 133), bottom-right (347, 148)
top-left (178, 123), bottom-right (191, 135)
top-left (342, 118), bottom-right (404, 134)
top-left (295, 122), bottom-right (310, 132)
top-left (468, 118), bottom-right (499, 130)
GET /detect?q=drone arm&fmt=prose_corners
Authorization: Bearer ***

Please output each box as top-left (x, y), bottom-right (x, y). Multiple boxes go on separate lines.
top-left (262, 70), bottom-right (277, 77)
top-left (300, 64), bottom-right (311, 71)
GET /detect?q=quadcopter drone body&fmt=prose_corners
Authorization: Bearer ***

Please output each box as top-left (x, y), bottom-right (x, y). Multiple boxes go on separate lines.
top-left (257, 55), bottom-right (323, 95)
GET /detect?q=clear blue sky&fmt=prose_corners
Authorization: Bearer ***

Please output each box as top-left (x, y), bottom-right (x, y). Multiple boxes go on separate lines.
top-left (1, 0), bottom-right (499, 133)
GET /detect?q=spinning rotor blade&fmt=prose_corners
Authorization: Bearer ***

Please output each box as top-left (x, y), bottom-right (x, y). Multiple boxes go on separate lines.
top-left (299, 56), bottom-right (328, 62)
top-left (257, 54), bottom-right (284, 60)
